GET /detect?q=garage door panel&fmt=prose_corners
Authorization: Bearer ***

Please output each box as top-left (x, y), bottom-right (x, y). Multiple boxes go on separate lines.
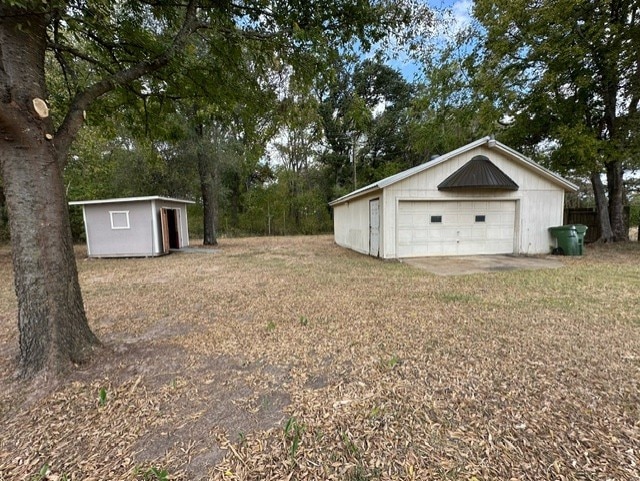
top-left (457, 242), bottom-right (480, 255)
top-left (459, 213), bottom-right (477, 224)
top-left (424, 242), bottom-right (445, 255)
top-left (457, 229), bottom-right (474, 240)
top-left (486, 226), bottom-right (511, 237)
top-left (397, 230), bottom-right (412, 244)
top-left (413, 230), bottom-right (429, 241)
top-left (397, 200), bottom-right (516, 257)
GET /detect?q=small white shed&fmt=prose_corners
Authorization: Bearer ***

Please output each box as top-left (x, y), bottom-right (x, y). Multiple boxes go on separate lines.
top-left (329, 137), bottom-right (578, 258)
top-left (69, 196), bottom-right (195, 258)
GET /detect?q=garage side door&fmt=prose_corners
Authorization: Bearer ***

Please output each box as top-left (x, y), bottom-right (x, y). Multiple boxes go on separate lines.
top-left (397, 200), bottom-right (516, 257)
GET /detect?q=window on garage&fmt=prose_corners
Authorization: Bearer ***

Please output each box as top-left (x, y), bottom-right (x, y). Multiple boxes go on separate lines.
top-left (475, 215), bottom-right (486, 222)
top-left (430, 215), bottom-right (442, 223)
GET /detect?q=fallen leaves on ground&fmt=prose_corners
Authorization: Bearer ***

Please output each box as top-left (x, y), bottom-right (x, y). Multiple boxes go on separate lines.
top-left (0, 236), bottom-right (638, 480)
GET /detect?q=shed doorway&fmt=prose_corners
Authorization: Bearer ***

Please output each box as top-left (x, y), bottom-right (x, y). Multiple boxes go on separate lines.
top-left (369, 198), bottom-right (380, 257)
top-left (160, 208), bottom-right (182, 253)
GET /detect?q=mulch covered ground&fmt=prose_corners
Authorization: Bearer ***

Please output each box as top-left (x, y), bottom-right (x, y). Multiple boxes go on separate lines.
top-left (0, 236), bottom-right (638, 480)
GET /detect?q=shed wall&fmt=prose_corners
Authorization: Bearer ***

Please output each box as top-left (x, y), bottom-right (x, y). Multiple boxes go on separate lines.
top-left (84, 201), bottom-right (154, 257)
top-left (333, 191), bottom-right (382, 255)
top-left (83, 199), bottom-right (191, 257)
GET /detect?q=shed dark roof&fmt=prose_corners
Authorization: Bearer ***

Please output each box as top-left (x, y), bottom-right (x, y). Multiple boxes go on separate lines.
top-left (438, 155), bottom-right (519, 191)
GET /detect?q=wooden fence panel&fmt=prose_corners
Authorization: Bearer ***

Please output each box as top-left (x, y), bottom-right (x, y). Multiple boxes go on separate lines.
top-left (564, 207), bottom-right (630, 243)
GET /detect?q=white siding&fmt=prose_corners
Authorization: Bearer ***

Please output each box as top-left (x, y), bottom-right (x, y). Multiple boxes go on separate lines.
top-left (381, 146), bottom-right (565, 258)
top-left (332, 143), bottom-right (571, 259)
top-left (84, 201), bottom-right (154, 257)
top-left (333, 191), bottom-right (382, 255)
top-left (517, 190), bottom-right (564, 255)
top-left (81, 199), bottom-right (192, 257)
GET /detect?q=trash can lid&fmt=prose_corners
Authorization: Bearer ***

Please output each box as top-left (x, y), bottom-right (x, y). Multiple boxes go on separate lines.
top-left (548, 225), bottom-right (577, 232)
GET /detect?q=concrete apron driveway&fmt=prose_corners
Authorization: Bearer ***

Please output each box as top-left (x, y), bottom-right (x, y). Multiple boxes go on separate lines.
top-left (401, 254), bottom-right (564, 276)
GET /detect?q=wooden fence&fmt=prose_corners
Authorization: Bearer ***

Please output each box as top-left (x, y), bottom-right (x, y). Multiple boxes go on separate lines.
top-left (563, 207), bottom-right (630, 243)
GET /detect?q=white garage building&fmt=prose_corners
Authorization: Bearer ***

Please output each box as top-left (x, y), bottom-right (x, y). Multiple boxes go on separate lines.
top-left (329, 137), bottom-right (578, 258)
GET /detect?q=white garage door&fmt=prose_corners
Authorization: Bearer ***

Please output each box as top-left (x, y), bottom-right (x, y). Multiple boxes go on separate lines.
top-left (397, 200), bottom-right (516, 257)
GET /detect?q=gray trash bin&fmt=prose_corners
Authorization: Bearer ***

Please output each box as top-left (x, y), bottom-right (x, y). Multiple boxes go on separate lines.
top-left (571, 224), bottom-right (588, 255)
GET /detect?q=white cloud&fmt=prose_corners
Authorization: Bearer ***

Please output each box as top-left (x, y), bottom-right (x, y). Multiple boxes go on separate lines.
top-left (452, 0), bottom-right (473, 29)
top-left (431, 0), bottom-right (474, 39)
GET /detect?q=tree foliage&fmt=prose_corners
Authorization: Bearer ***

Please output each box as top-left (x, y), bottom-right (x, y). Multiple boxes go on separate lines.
top-left (406, 17), bottom-right (506, 160)
top-left (0, 0), bottom-right (424, 378)
top-left (473, 0), bottom-right (640, 240)
top-left (316, 58), bottom-right (416, 196)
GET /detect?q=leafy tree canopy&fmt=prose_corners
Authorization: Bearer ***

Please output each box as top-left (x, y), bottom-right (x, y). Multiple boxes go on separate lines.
top-left (473, 0), bottom-right (640, 164)
top-left (472, 0), bottom-right (640, 240)
top-left (0, 0), bottom-right (430, 378)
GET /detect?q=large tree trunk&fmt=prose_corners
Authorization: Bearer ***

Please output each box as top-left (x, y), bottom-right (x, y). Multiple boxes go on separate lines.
top-left (591, 171), bottom-right (614, 243)
top-left (2, 142), bottom-right (100, 378)
top-left (0, 181), bottom-right (7, 240)
top-left (196, 124), bottom-right (218, 246)
top-left (605, 160), bottom-right (628, 241)
top-left (0, 3), bottom-right (200, 379)
top-left (0, 9), bottom-right (100, 378)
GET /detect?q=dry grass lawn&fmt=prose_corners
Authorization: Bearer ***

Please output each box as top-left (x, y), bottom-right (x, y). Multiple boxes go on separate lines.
top-left (0, 235), bottom-right (639, 480)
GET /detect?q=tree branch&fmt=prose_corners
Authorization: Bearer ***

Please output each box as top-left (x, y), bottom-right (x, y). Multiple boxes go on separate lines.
top-left (54, 0), bottom-right (201, 163)
top-left (51, 40), bottom-right (117, 75)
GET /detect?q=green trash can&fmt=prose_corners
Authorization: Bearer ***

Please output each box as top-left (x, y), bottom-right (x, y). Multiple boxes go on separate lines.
top-left (549, 225), bottom-right (579, 256)
top-left (572, 224), bottom-right (588, 255)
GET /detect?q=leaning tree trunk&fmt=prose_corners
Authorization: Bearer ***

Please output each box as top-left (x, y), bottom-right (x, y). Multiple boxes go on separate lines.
top-left (591, 171), bottom-right (614, 243)
top-left (605, 160), bottom-right (628, 241)
top-left (0, 9), bottom-right (100, 378)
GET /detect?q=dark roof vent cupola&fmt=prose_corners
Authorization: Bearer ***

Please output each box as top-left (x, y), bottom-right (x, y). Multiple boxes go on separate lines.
top-left (438, 155), bottom-right (519, 191)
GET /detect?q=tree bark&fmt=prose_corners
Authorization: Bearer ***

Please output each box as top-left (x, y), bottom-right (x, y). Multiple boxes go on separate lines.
top-left (591, 171), bottom-right (614, 243)
top-left (0, 9), bottom-right (100, 378)
top-left (2, 140), bottom-right (101, 378)
top-left (196, 123), bottom-right (218, 246)
top-left (605, 160), bottom-right (628, 241)
top-left (0, 181), bottom-right (7, 239)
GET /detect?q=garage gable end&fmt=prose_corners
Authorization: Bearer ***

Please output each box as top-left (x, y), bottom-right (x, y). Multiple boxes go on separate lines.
top-left (438, 155), bottom-right (519, 191)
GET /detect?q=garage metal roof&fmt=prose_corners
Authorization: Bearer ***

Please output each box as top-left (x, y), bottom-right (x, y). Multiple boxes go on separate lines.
top-left (438, 155), bottom-right (519, 191)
